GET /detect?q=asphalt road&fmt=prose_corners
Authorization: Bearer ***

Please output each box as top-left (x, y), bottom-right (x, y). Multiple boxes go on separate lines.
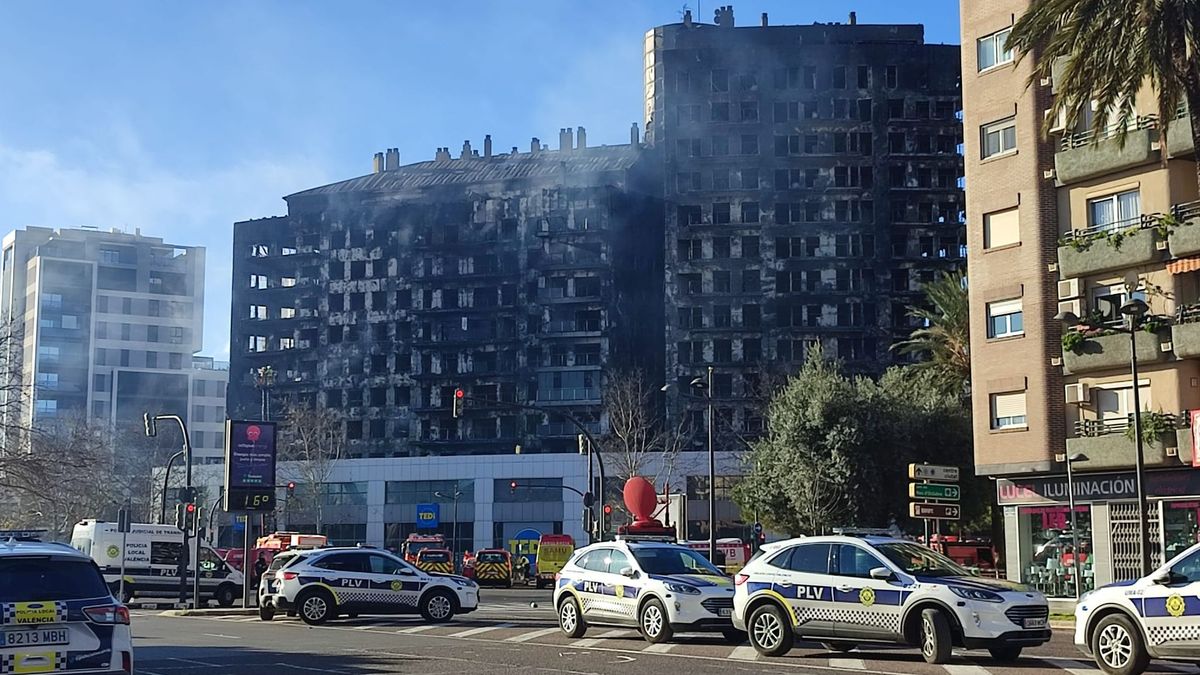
top-left (127, 587), bottom-right (1168, 675)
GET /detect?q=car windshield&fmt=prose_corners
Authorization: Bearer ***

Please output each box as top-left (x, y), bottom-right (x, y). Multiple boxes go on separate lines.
top-left (632, 547), bottom-right (724, 576)
top-left (478, 553), bottom-right (506, 563)
top-left (873, 542), bottom-right (971, 577)
top-left (0, 556), bottom-right (111, 602)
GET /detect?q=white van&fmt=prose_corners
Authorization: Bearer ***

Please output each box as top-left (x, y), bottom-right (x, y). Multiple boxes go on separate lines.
top-left (71, 519), bottom-right (244, 607)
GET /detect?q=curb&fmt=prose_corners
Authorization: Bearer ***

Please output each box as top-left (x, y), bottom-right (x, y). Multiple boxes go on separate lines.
top-left (160, 608), bottom-right (258, 617)
top-left (1051, 621), bottom-right (1074, 630)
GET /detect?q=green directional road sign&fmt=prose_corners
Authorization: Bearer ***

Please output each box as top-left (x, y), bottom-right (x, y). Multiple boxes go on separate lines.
top-left (909, 483), bottom-right (961, 501)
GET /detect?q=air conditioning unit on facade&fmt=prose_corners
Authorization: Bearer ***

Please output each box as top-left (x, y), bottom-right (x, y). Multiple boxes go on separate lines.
top-left (1065, 383), bottom-right (1090, 404)
top-left (1058, 299), bottom-right (1083, 317)
top-left (1058, 278), bottom-right (1082, 300)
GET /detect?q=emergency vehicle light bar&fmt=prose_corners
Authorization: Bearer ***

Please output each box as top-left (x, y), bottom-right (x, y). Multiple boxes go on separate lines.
top-left (613, 533), bottom-right (677, 543)
top-left (832, 528), bottom-right (896, 537)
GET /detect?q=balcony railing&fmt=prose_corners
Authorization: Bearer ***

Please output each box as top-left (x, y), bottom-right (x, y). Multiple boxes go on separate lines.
top-left (545, 320), bottom-right (602, 333)
top-left (1060, 115), bottom-right (1159, 151)
top-left (537, 387), bottom-right (601, 402)
top-left (1074, 414), bottom-right (1178, 438)
top-left (1059, 213), bottom-right (1155, 244)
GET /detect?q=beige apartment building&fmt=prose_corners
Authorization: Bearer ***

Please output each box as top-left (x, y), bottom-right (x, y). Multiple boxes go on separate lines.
top-left (961, 1), bottom-right (1200, 598)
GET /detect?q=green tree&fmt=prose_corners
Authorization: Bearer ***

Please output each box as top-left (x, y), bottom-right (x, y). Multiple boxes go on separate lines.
top-left (1007, 0), bottom-right (1200, 187)
top-left (892, 271), bottom-right (970, 395)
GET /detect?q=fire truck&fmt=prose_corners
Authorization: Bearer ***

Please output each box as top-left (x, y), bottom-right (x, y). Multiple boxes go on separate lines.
top-left (400, 533), bottom-right (447, 564)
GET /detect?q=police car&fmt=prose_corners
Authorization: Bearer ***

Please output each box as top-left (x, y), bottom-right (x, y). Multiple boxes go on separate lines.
top-left (553, 538), bottom-right (742, 644)
top-left (257, 550), bottom-right (308, 621)
top-left (1074, 540), bottom-right (1200, 675)
top-left (733, 535), bottom-right (1050, 663)
top-left (273, 546), bottom-right (478, 625)
top-left (0, 536), bottom-right (133, 673)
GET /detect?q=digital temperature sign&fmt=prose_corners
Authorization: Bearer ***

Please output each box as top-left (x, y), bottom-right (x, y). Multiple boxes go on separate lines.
top-left (223, 420), bottom-right (277, 512)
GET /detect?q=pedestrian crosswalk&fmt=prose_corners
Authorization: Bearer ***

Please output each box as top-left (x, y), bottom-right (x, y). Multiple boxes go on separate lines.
top-left (161, 612), bottom-right (1189, 674)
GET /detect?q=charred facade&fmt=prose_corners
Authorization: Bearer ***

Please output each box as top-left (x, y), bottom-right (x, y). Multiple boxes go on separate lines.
top-left (645, 9), bottom-right (965, 432)
top-left (229, 134), bottom-right (663, 458)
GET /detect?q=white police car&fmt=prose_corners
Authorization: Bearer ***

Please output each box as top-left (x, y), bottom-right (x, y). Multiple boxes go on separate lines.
top-left (273, 546), bottom-right (478, 625)
top-left (0, 537), bottom-right (133, 673)
top-left (733, 535), bottom-right (1050, 663)
top-left (1075, 541), bottom-right (1200, 675)
top-left (553, 538), bottom-right (742, 644)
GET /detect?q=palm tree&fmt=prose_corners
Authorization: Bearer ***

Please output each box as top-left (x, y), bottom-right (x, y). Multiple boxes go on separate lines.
top-left (893, 272), bottom-right (970, 393)
top-left (1007, 0), bottom-right (1200, 188)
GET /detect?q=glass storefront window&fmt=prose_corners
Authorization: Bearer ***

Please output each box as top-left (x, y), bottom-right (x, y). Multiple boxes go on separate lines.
top-left (1164, 501), bottom-right (1200, 560)
top-left (1018, 505), bottom-right (1094, 597)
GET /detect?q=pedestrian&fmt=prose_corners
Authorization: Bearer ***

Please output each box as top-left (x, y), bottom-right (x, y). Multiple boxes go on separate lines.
top-left (252, 554), bottom-right (268, 605)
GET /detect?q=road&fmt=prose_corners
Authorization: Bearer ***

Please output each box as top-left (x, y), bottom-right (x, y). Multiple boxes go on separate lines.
top-left (128, 587), bottom-right (1158, 675)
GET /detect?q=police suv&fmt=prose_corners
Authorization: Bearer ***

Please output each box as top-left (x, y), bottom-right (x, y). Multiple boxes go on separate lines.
top-left (272, 546), bottom-right (478, 625)
top-left (0, 536), bottom-right (134, 674)
top-left (553, 537), bottom-right (741, 644)
top-left (733, 535), bottom-right (1050, 663)
top-left (1075, 540), bottom-right (1200, 675)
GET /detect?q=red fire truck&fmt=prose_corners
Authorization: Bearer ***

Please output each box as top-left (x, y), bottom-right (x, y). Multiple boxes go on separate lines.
top-left (401, 533), bottom-right (447, 564)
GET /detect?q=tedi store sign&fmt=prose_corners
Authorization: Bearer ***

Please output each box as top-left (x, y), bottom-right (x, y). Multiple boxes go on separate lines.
top-left (997, 469), bottom-right (1200, 505)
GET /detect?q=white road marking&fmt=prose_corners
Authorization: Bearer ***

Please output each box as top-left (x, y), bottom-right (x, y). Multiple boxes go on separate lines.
top-left (643, 643), bottom-right (674, 653)
top-left (571, 629), bottom-right (629, 648)
top-left (505, 627), bottom-right (562, 643)
top-left (447, 622), bottom-right (516, 637)
top-left (396, 624), bottom-right (436, 634)
top-left (942, 664), bottom-right (991, 675)
top-left (353, 623), bottom-right (392, 631)
top-left (832, 658), bottom-right (866, 670)
top-left (729, 645), bottom-right (759, 660)
top-left (201, 632), bottom-right (242, 639)
top-left (168, 657), bottom-right (220, 667)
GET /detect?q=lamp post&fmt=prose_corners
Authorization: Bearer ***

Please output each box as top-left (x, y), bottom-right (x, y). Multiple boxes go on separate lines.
top-left (434, 484), bottom-right (464, 569)
top-left (1062, 452), bottom-right (1088, 599)
top-left (663, 370), bottom-right (718, 564)
top-left (1056, 296), bottom-right (1153, 576)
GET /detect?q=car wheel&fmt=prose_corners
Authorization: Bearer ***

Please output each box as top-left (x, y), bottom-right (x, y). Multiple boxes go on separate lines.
top-left (1092, 613), bottom-right (1151, 675)
top-left (298, 589), bottom-right (335, 626)
top-left (988, 645), bottom-right (1023, 662)
top-left (821, 641), bottom-right (858, 653)
top-left (919, 608), bottom-right (953, 664)
top-left (420, 590), bottom-right (456, 623)
top-left (722, 629), bottom-right (747, 644)
top-left (748, 603), bottom-right (793, 657)
top-left (258, 605), bottom-right (275, 622)
top-left (639, 598), bottom-right (674, 644)
top-left (214, 584), bottom-right (236, 608)
top-left (558, 596), bottom-right (586, 638)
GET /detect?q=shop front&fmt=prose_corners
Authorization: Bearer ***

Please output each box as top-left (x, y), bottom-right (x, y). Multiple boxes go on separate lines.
top-left (998, 468), bottom-right (1200, 598)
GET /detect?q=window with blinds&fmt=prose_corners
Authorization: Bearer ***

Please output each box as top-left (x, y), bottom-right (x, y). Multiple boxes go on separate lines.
top-left (983, 207), bottom-right (1019, 249)
top-left (986, 298), bottom-right (1023, 338)
top-left (990, 392), bottom-right (1027, 430)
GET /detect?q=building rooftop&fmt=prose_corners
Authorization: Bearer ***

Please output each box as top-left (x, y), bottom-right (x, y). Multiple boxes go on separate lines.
top-left (287, 143), bottom-right (643, 199)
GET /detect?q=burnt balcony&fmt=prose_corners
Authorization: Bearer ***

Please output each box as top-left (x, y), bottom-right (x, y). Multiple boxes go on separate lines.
top-left (1061, 327), bottom-right (1167, 375)
top-left (1057, 215), bottom-right (1161, 279)
top-left (1066, 415), bottom-right (1182, 470)
top-left (1167, 200), bottom-right (1200, 258)
top-left (1056, 116), bottom-right (1158, 184)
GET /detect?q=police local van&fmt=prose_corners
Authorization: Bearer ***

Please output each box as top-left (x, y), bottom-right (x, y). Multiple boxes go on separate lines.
top-left (71, 520), bottom-right (244, 607)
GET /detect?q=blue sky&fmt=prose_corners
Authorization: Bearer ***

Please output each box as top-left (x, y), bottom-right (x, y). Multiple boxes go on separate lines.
top-left (0, 1), bottom-right (960, 359)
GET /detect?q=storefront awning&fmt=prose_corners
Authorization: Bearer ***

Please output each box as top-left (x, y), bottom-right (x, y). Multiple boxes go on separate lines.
top-left (1167, 256), bottom-right (1200, 274)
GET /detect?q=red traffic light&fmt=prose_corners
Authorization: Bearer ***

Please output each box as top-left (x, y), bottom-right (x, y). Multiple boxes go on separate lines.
top-left (287, 481), bottom-right (296, 490)
top-left (455, 388), bottom-right (465, 399)
top-left (185, 503), bottom-right (196, 513)
top-left (509, 480), bottom-right (518, 490)
top-left (602, 504), bottom-right (613, 515)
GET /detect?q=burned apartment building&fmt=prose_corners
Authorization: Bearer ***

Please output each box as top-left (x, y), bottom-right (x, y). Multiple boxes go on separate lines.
top-left (645, 8), bottom-right (965, 432)
top-left (229, 131), bottom-right (663, 459)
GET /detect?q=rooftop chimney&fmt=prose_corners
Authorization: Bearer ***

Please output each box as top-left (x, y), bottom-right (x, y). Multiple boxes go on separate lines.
top-left (435, 147), bottom-right (452, 161)
top-left (511, 146), bottom-right (519, 155)
top-left (373, 152), bottom-right (385, 174)
top-left (630, 122), bottom-right (640, 145)
top-left (682, 9), bottom-right (693, 27)
top-left (484, 134), bottom-right (493, 158)
top-left (761, 12), bottom-right (768, 26)
top-left (559, 127), bottom-right (574, 152)
top-left (531, 137), bottom-right (540, 154)
top-left (576, 126), bottom-right (587, 150)
top-left (460, 140), bottom-right (472, 159)
top-left (714, 5), bottom-right (734, 27)
top-left (849, 11), bottom-right (857, 25)
top-left (385, 148), bottom-right (400, 171)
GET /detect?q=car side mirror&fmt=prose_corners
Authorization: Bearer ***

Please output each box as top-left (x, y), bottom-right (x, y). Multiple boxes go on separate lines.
top-left (1151, 569), bottom-right (1173, 585)
top-left (620, 566), bottom-right (637, 578)
top-left (869, 567), bottom-right (893, 580)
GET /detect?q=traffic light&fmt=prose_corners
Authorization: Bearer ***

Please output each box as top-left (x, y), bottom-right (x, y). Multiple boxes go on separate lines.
top-left (179, 487), bottom-right (197, 504)
top-left (286, 481), bottom-right (296, 496)
top-left (174, 503), bottom-right (185, 530)
top-left (602, 504), bottom-right (613, 516)
top-left (509, 480), bottom-right (518, 494)
top-left (452, 388), bottom-right (465, 418)
top-left (184, 503), bottom-right (197, 534)
top-left (582, 492), bottom-right (594, 508)
top-left (143, 413), bottom-right (156, 437)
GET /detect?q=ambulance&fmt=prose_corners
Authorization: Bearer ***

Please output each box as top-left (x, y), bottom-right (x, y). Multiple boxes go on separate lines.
top-left (71, 520), bottom-right (244, 607)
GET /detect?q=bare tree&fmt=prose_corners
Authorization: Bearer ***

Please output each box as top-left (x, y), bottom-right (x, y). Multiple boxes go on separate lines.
top-left (277, 402), bottom-right (344, 531)
top-left (602, 369), bottom-right (687, 487)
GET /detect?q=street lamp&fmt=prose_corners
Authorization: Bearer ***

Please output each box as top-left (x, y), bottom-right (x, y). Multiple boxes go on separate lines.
top-left (1057, 295), bottom-right (1153, 576)
top-left (435, 483), bottom-right (465, 569)
top-left (1060, 451), bottom-right (1088, 599)
top-left (663, 369), bottom-right (718, 564)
